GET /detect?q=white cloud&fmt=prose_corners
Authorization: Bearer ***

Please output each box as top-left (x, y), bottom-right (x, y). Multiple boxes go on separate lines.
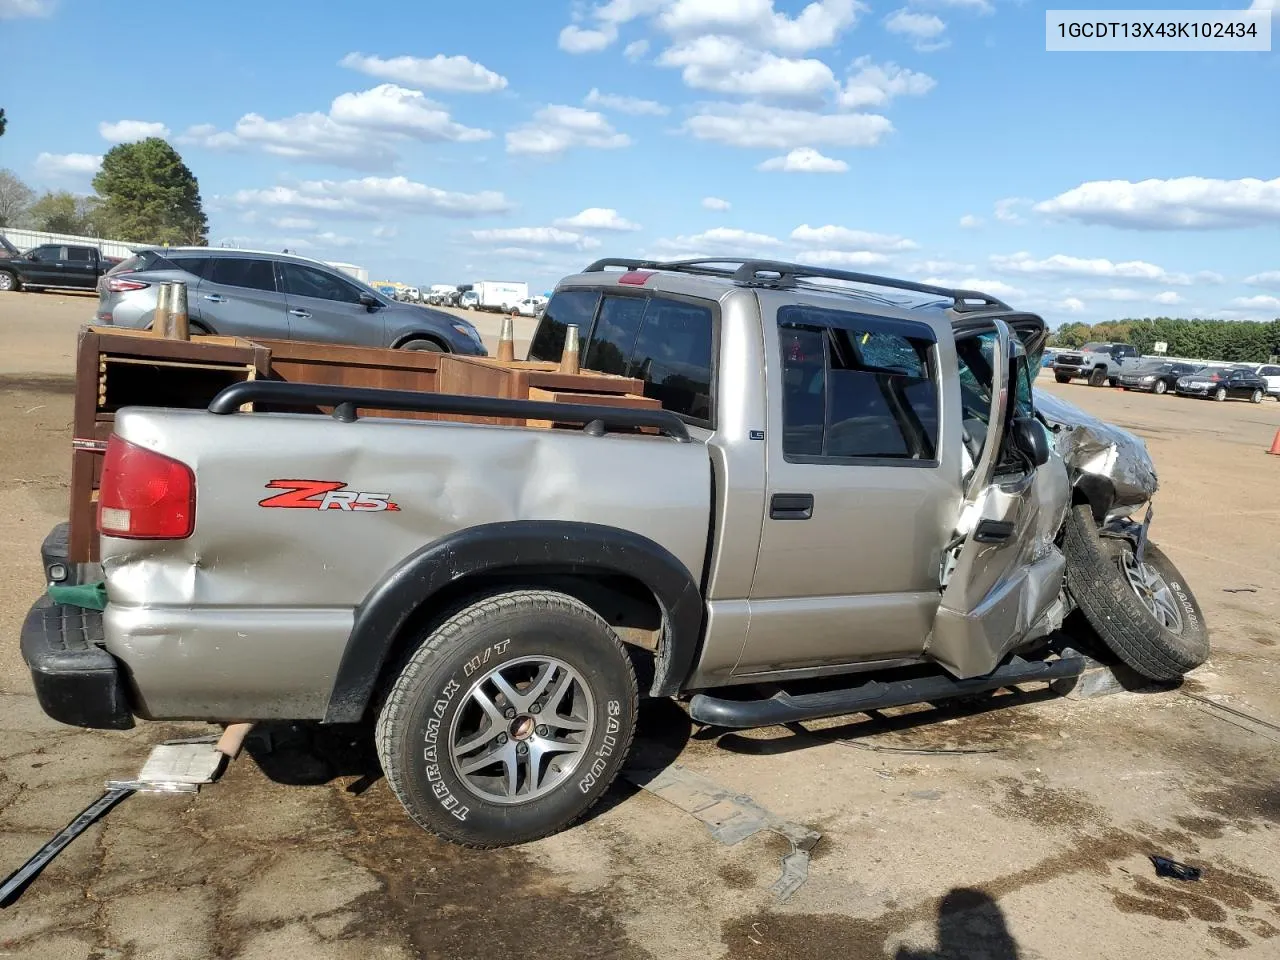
top-left (658, 36), bottom-right (837, 100)
top-left (658, 0), bottom-right (865, 54)
top-left (1057, 297), bottom-right (1087, 314)
top-left (1035, 176), bottom-right (1280, 229)
top-left (990, 251), bottom-right (1194, 285)
top-left (1153, 291), bottom-right (1184, 305)
top-left (883, 9), bottom-right (948, 50)
top-left (330, 84), bottom-right (491, 141)
top-left (99, 120), bottom-right (170, 143)
top-left (837, 56), bottom-right (935, 109)
top-left (1244, 270), bottom-right (1280, 289)
top-left (923, 277), bottom-right (1022, 298)
top-left (271, 217), bottom-right (317, 230)
top-left (372, 225), bottom-right (398, 239)
top-left (1084, 288), bottom-right (1185, 304)
top-left (506, 105), bottom-right (631, 156)
top-left (229, 177), bottom-right (513, 220)
top-left (1228, 295), bottom-right (1280, 309)
top-left (560, 23), bottom-right (619, 53)
top-left (959, 214), bottom-right (983, 228)
top-left (683, 102), bottom-right (892, 148)
top-left (653, 226), bottom-right (784, 257)
top-left (338, 53), bottom-right (507, 93)
top-left (1230, 294), bottom-right (1280, 310)
top-left (915, 0), bottom-right (992, 11)
top-left (176, 123), bottom-right (242, 150)
top-left (791, 223), bottom-right (918, 251)
top-left (231, 112), bottom-right (398, 170)
top-left (624, 39), bottom-right (650, 60)
top-left (585, 88), bottom-right (669, 116)
top-left (470, 227), bottom-right (602, 251)
top-left (35, 152), bottom-right (102, 177)
top-left (554, 207), bottom-right (642, 231)
top-left (994, 197), bottom-right (1030, 223)
top-left (0, 0), bottom-right (54, 17)
top-left (910, 259), bottom-right (975, 275)
top-left (802, 249), bottom-right (891, 267)
top-left (1249, 0), bottom-right (1277, 10)
top-left (759, 147), bottom-right (848, 173)
top-left (702, 196), bottom-right (732, 211)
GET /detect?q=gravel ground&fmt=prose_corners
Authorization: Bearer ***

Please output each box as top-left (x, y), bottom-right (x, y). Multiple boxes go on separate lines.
top-left (1, 290), bottom-right (1277, 959)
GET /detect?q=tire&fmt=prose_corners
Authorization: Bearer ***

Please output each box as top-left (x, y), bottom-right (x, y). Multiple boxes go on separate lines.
top-left (1214, 386), bottom-right (1227, 402)
top-left (0, 270), bottom-right (17, 292)
top-left (399, 338), bottom-right (447, 352)
top-left (1153, 380), bottom-right (1168, 395)
top-left (1108, 377), bottom-right (1119, 388)
top-left (1088, 368), bottom-right (1108, 387)
top-left (1063, 505), bottom-right (1208, 681)
top-left (1054, 373), bottom-right (1072, 384)
top-left (376, 589), bottom-right (639, 847)
top-left (1250, 389), bottom-right (1263, 404)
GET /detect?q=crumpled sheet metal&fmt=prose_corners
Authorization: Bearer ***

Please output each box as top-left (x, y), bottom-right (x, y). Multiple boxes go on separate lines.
top-left (1034, 387), bottom-right (1158, 506)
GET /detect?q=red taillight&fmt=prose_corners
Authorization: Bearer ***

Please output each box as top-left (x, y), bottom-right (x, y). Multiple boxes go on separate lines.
top-left (98, 438), bottom-right (195, 539)
top-left (107, 276), bottom-right (149, 293)
top-left (617, 270), bottom-right (654, 286)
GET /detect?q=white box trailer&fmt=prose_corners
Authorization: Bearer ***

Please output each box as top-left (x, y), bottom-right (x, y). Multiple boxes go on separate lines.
top-left (473, 280), bottom-right (528, 313)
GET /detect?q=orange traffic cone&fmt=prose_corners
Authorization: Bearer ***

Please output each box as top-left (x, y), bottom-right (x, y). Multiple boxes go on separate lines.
top-left (1269, 428), bottom-right (1280, 456)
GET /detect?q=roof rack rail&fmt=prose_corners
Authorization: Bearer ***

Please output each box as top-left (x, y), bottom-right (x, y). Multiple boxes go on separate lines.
top-left (581, 257), bottom-right (1010, 313)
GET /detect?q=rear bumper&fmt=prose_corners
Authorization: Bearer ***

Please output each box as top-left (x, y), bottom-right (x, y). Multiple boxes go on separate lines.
top-left (20, 595), bottom-right (134, 730)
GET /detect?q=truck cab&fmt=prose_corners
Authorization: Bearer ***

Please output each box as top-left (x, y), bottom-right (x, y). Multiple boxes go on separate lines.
top-left (0, 243), bottom-right (116, 293)
top-left (1052, 341), bottom-right (1140, 386)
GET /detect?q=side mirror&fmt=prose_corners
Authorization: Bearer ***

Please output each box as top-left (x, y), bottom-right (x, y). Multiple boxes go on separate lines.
top-left (1011, 417), bottom-right (1051, 468)
top-left (358, 293), bottom-right (380, 312)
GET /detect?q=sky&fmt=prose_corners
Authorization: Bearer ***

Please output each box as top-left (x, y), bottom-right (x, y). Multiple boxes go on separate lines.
top-left (1, 0), bottom-right (1277, 323)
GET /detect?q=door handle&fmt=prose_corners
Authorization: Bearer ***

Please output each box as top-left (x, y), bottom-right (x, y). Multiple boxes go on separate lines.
top-left (289, 309), bottom-right (311, 318)
top-left (203, 294), bottom-right (226, 303)
top-left (770, 493), bottom-right (814, 521)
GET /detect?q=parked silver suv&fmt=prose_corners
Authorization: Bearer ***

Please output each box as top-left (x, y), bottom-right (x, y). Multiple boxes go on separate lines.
top-left (96, 247), bottom-right (486, 354)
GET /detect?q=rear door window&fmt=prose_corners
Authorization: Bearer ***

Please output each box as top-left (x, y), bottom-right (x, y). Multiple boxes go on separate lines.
top-left (528, 289), bottom-right (600, 361)
top-left (170, 256), bottom-right (211, 279)
top-left (778, 305), bottom-right (938, 462)
top-left (208, 257), bottom-right (278, 293)
top-left (65, 247), bottom-right (93, 263)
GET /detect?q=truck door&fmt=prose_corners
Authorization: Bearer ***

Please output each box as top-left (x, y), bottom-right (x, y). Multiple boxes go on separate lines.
top-left (63, 246), bottom-right (99, 288)
top-left (736, 293), bottom-right (962, 678)
top-left (23, 245), bottom-right (65, 286)
top-left (928, 320), bottom-right (1070, 677)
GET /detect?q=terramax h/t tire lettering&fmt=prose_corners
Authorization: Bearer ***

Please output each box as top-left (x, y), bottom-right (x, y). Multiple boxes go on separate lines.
top-left (375, 589), bottom-right (638, 847)
top-left (1063, 505), bottom-right (1209, 681)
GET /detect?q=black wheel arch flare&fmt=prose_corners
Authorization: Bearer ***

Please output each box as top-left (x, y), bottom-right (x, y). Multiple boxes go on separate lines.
top-left (322, 521), bottom-right (705, 723)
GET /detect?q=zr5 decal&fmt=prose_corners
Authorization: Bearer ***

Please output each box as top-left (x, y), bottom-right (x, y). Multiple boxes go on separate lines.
top-left (259, 480), bottom-right (400, 512)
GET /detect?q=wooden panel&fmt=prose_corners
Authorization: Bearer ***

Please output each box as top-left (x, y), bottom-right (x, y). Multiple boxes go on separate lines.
top-left (525, 388), bottom-right (661, 430)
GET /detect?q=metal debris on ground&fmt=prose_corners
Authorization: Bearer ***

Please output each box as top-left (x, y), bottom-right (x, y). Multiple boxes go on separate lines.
top-left (1222, 587), bottom-right (1259, 594)
top-left (0, 740), bottom-right (228, 907)
top-left (1181, 692), bottom-right (1280, 745)
top-left (624, 762), bottom-right (822, 902)
top-left (1150, 855), bottom-right (1202, 882)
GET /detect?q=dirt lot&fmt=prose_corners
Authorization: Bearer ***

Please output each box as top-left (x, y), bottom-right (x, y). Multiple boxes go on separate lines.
top-left (2, 291), bottom-right (1278, 960)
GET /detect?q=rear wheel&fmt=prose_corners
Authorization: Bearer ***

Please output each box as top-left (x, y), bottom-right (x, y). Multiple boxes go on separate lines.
top-left (376, 590), bottom-right (639, 847)
top-left (1250, 389), bottom-right (1263, 404)
top-left (1088, 368), bottom-right (1108, 387)
top-left (0, 271), bottom-right (17, 292)
top-left (1054, 373), bottom-right (1072, 384)
top-left (1063, 505), bottom-right (1208, 681)
top-left (1214, 386), bottom-right (1227, 402)
top-left (1108, 377), bottom-right (1119, 388)
top-left (1153, 380), bottom-right (1168, 395)
top-left (400, 338), bottom-right (446, 352)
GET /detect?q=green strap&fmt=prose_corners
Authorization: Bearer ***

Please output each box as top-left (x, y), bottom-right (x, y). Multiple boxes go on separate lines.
top-left (48, 581), bottom-right (108, 611)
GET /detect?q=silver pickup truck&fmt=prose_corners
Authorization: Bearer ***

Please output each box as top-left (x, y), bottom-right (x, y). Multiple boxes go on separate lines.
top-left (21, 258), bottom-right (1208, 847)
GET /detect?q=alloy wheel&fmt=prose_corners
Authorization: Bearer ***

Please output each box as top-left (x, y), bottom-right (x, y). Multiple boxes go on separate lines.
top-left (448, 655), bottom-right (595, 805)
top-left (1121, 551), bottom-right (1184, 633)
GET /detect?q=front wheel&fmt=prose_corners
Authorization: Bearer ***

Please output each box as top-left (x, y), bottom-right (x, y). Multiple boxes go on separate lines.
top-left (1250, 389), bottom-right (1263, 404)
top-left (400, 338), bottom-right (446, 352)
top-left (1153, 380), bottom-right (1168, 395)
top-left (1108, 377), bottom-right (1119, 388)
top-left (1054, 373), bottom-right (1072, 384)
top-left (376, 590), bottom-right (639, 847)
top-left (1063, 505), bottom-right (1208, 681)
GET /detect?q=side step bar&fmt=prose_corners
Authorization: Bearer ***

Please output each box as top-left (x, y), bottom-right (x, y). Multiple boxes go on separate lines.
top-left (687, 654), bottom-right (1088, 729)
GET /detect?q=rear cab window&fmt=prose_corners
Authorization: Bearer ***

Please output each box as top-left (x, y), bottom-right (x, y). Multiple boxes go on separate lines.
top-left (777, 305), bottom-right (939, 463)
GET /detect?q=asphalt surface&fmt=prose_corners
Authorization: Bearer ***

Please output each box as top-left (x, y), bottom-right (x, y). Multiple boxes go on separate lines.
top-left (1, 290), bottom-right (1278, 959)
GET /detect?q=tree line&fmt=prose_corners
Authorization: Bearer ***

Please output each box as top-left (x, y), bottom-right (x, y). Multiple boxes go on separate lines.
top-left (0, 138), bottom-right (208, 246)
top-left (1051, 317), bottom-right (1280, 363)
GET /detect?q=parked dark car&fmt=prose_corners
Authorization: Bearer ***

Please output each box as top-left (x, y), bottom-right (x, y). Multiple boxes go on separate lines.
top-left (0, 241), bottom-right (121, 293)
top-left (1118, 361), bottom-right (1201, 395)
top-left (1175, 366), bottom-right (1269, 403)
